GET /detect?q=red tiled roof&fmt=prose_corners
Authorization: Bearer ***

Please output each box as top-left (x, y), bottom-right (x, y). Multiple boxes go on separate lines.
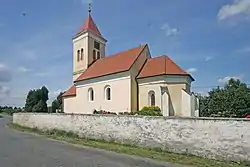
top-left (137, 55), bottom-right (194, 81)
top-left (62, 85), bottom-right (76, 97)
top-left (80, 13), bottom-right (102, 36)
top-left (74, 45), bottom-right (147, 82)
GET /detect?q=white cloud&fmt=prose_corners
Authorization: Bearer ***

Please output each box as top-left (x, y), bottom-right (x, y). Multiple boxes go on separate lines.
top-left (0, 86), bottom-right (11, 101)
top-left (205, 56), bottom-right (213, 62)
top-left (0, 63), bottom-right (6, 69)
top-left (22, 50), bottom-right (37, 60)
top-left (35, 72), bottom-right (51, 77)
top-left (218, 0), bottom-right (250, 20)
top-left (0, 24), bottom-right (73, 107)
top-left (49, 89), bottom-right (62, 97)
top-left (186, 68), bottom-right (197, 73)
top-left (236, 46), bottom-right (250, 53)
top-left (48, 89), bottom-right (63, 105)
top-left (217, 75), bottom-right (243, 84)
top-left (195, 90), bottom-right (209, 96)
top-left (18, 67), bottom-right (32, 73)
top-left (160, 23), bottom-right (180, 37)
top-left (0, 63), bottom-right (12, 82)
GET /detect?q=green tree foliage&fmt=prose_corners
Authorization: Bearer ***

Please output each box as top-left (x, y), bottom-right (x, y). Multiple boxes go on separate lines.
top-left (32, 100), bottom-right (47, 112)
top-left (198, 79), bottom-right (250, 118)
top-left (24, 86), bottom-right (49, 112)
top-left (0, 106), bottom-right (22, 115)
top-left (136, 106), bottom-right (163, 116)
top-left (25, 90), bottom-right (38, 112)
top-left (51, 92), bottom-right (64, 113)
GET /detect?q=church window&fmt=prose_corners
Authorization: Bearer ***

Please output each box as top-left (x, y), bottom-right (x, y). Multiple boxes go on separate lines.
top-left (88, 88), bottom-right (94, 101)
top-left (93, 50), bottom-right (96, 60)
top-left (80, 48), bottom-right (84, 60)
top-left (148, 91), bottom-right (155, 106)
top-left (97, 51), bottom-right (100, 59)
top-left (94, 41), bottom-right (100, 50)
top-left (77, 50), bottom-right (80, 62)
top-left (104, 85), bottom-right (111, 100)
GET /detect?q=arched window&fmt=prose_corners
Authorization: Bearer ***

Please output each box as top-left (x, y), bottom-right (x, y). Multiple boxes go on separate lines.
top-left (77, 50), bottom-right (80, 61)
top-left (80, 48), bottom-right (84, 60)
top-left (88, 88), bottom-right (94, 101)
top-left (148, 91), bottom-right (155, 106)
top-left (93, 50), bottom-right (96, 60)
top-left (97, 51), bottom-right (100, 59)
top-left (104, 86), bottom-right (111, 100)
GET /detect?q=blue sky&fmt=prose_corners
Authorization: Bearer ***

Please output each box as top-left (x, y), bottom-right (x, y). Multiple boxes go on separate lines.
top-left (0, 0), bottom-right (250, 107)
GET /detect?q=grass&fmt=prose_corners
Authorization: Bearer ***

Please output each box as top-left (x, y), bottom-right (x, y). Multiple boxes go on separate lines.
top-left (9, 123), bottom-right (250, 167)
top-left (0, 112), bottom-right (12, 116)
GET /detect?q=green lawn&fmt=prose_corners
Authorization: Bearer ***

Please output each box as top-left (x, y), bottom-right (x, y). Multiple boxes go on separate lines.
top-left (9, 123), bottom-right (250, 167)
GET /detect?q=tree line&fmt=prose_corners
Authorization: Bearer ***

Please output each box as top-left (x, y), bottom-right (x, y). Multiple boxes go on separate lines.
top-left (198, 78), bottom-right (250, 118)
top-left (2, 78), bottom-right (250, 118)
top-left (1, 86), bottom-right (64, 115)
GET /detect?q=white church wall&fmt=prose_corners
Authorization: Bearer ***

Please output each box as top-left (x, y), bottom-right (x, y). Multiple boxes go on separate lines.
top-left (181, 89), bottom-right (191, 117)
top-left (73, 71), bottom-right (132, 114)
top-left (138, 75), bottom-right (190, 116)
top-left (63, 96), bottom-right (79, 114)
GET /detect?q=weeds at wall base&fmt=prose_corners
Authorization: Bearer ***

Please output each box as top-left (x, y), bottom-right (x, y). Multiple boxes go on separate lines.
top-left (8, 123), bottom-right (250, 167)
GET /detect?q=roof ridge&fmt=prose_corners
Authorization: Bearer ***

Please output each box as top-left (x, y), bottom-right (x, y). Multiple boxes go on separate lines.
top-left (74, 44), bottom-right (147, 82)
top-left (167, 56), bottom-right (188, 74)
top-left (101, 44), bottom-right (147, 60)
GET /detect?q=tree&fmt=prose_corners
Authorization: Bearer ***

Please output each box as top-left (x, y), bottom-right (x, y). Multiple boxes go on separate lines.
top-left (24, 86), bottom-right (49, 112)
top-left (41, 86), bottom-right (49, 102)
top-left (32, 100), bottom-right (47, 112)
top-left (51, 92), bottom-right (64, 113)
top-left (196, 94), bottom-right (210, 117)
top-left (198, 79), bottom-right (250, 118)
top-left (25, 90), bottom-right (39, 112)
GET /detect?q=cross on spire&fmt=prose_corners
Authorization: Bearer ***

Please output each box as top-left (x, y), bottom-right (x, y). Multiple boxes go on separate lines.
top-left (88, 3), bottom-right (91, 14)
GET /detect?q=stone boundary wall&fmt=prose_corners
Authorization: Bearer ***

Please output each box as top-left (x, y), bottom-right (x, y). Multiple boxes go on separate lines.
top-left (13, 113), bottom-right (250, 161)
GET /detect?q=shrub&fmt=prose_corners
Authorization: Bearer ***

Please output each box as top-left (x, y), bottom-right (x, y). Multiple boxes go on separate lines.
top-left (136, 106), bottom-right (162, 116)
top-left (118, 112), bottom-right (136, 115)
top-left (93, 109), bottom-right (117, 115)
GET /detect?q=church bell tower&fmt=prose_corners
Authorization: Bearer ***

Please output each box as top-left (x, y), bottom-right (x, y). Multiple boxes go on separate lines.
top-left (72, 4), bottom-right (107, 81)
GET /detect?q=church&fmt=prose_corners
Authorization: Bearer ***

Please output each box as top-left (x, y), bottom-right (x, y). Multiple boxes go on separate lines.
top-left (62, 9), bottom-right (199, 117)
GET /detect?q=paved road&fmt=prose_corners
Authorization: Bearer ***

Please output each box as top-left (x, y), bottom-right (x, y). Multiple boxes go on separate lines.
top-left (0, 116), bottom-right (184, 167)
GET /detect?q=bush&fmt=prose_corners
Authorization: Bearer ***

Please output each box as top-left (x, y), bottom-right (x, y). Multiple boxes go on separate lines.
top-left (118, 112), bottom-right (136, 115)
top-left (136, 106), bottom-right (162, 116)
top-left (93, 109), bottom-right (117, 115)
top-left (93, 106), bottom-right (162, 116)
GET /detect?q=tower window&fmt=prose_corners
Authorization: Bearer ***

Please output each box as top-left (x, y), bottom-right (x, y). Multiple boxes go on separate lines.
top-left (94, 41), bottom-right (100, 50)
top-left (93, 50), bottom-right (96, 60)
top-left (77, 50), bottom-right (80, 62)
top-left (80, 48), bottom-right (84, 60)
top-left (97, 51), bottom-right (100, 59)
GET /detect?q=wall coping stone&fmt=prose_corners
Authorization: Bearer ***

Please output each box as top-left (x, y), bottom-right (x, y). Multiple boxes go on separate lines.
top-left (14, 113), bottom-right (250, 122)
